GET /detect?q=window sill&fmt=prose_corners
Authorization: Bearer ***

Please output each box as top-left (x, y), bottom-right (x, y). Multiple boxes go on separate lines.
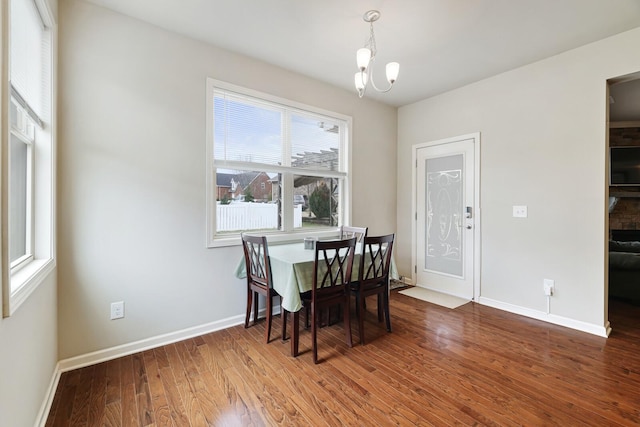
top-left (7, 258), bottom-right (56, 317)
top-left (208, 229), bottom-right (341, 248)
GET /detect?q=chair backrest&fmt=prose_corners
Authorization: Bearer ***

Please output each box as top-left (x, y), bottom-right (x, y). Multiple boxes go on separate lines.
top-left (313, 237), bottom-right (357, 302)
top-left (340, 226), bottom-right (368, 242)
top-left (358, 234), bottom-right (395, 285)
top-left (241, 234), bottom-right (271, 288)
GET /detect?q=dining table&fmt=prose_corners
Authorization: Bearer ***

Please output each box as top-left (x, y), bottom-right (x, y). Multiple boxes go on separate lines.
top-left (234, 240), bottom-right (398, 356)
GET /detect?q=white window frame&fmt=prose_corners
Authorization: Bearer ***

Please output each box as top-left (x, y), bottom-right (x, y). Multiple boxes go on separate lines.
top-left (2, 0), bottom-right (56, 317)
top-left (206, 79), bottom-right (352, 247)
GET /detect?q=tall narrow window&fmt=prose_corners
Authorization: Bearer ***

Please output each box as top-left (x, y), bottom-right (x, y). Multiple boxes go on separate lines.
top-left (207, 80), bottom-right (351, 246)
top-left (4, 0), bottom-right (55, 315)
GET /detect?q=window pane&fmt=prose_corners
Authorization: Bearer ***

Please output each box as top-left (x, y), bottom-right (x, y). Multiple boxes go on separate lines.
top-left (294, 175), bottom-right (339, 229)
top-left (215, 168), bottom-right (281, 233)
top-left (291, 114), bottom-right (340, 171)
top-left (214, 93), bottom-right (283, 165)
top-left (10, 135), bottom-right (28, 263)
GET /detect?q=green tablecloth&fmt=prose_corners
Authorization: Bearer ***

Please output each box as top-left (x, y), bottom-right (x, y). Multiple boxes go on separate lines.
top-left (234, 242), bottom-right (398, 312)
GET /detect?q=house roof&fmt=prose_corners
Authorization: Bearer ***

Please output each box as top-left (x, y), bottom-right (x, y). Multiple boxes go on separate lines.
top-left (215, 172), bottom-right (266, 189)
top-left (215, 173), bottom-right (236, 188)
top-left (233, 172), bottom-right (262, 189)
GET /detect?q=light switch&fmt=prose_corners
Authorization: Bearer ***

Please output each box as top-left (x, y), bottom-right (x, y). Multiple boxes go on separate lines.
top-left (513, 205), bottom-right (527, 218)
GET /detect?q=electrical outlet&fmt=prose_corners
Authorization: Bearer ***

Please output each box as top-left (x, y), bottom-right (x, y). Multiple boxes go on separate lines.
top-left (513, 205), bottom-right (528, 218)
top-left (543, 279), bottom-right (554, 296)
top-left (110, 301), bottom-right (125, 320)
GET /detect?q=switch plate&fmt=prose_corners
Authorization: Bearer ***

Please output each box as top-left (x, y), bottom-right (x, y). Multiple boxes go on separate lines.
top-left (110, 301), bottom-right (125, 320)
top-left (513, 205), bottom-right (528, 218)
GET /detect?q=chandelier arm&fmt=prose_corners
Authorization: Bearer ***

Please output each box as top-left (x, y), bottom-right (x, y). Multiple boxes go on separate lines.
top-left (367, 58), bottom-right (395, 93)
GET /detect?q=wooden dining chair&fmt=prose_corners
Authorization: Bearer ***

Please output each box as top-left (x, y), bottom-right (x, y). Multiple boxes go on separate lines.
top-left (300, 237), bottom-right (357, 364)
top-left (351, 233), bottom-right (395, 344)
top-left (241, 233), bottom-right (281, 343)
top-left (340, 225), bottom-right (368, 242)
top-left (333, 226), bottom-right (368, 318)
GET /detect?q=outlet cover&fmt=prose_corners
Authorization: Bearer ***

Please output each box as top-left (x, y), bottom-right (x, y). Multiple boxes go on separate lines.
top-left (513, 205), bottom-right (528, 218)
top-left (110, 301), bottom-right (125, 320)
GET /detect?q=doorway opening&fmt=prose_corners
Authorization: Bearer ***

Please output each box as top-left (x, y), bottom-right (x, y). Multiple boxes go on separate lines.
top-left (607, 72), bottom-right (640, 328)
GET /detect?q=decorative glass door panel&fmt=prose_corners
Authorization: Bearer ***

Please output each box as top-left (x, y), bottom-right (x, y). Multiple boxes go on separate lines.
top-left (425, 155), bottom-right (463, 277)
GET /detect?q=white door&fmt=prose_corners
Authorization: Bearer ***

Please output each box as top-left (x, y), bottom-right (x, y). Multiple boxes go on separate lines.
top-left (414, 135), bottom-right (478, 300)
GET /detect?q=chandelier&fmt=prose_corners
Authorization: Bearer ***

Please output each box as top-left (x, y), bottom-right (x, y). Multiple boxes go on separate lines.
top-left (354, 10), bottom-right (400, 98)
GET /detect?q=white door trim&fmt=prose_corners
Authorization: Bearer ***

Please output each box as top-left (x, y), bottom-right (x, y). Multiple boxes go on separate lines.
top-left (411, 132), bottom-right (481, 301)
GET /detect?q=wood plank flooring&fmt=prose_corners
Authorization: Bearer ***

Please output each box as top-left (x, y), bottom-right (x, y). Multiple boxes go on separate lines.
top-left (46, 291), bottom-right (640, 426)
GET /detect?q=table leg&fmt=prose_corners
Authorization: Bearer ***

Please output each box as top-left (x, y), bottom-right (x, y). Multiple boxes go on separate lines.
top-left (291, 310), bottom-right (300, 357)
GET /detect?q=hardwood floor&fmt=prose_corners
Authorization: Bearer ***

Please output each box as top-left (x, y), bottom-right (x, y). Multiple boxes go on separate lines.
top-left (46, 291), bottom-right (640, 426)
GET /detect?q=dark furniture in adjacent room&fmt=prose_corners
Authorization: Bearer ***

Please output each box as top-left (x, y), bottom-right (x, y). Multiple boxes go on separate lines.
top-left (609, 230), bottom-right (640, 302)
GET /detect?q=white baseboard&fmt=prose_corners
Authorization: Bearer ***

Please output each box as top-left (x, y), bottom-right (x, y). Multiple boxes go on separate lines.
top-left (57, 313), bottom-right (248, 373)
top-left (35, 368), bottom-right (62, 427)
top-left (477, 296), bottom-right (610, 338)
top-left (399, 276), bottom-right (413, 286)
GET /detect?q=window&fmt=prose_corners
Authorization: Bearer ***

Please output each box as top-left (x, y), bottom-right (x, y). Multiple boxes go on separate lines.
top-left (206, 79), bottom-right (351, 246)
top-left (9, 100), bottom-right (34, 271)
top-left (3, 0), bottom-right (55, 316)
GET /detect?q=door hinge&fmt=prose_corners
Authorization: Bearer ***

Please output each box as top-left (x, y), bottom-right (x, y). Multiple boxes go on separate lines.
top-left (415, 212), bottom-right (417, 220)
top-left (414, 265), bottom-right (417, 273)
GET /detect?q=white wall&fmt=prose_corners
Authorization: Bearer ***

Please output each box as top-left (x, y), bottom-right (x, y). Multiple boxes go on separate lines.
top-left (0, 275), bottom-right (57, 426)
top-left (57, 0), bottom-right (397, 360)
top-left (398, 27), bottom-right (640, 333)
top-left (0, 0), bottom-right (58, 426)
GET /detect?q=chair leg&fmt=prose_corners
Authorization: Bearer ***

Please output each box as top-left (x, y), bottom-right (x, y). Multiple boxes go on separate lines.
top-left (265, 293), bottom-right (273, 343)
top-left (245, 290), bottom-right (253, 328)
top-left (357, 293), bottom-right (366, 345)
top-left (291, 310), bottom-right (300, 357)
top-left (384, 289), bottom-right (392, 333)
top-left (311, 305), bottom-right (318, 364)
top-left (282, 308), bottom-right (288, 341)
top-left (344, 294), bottom-right (353, 348)
top-left (377, 293), bottom-right (384, 322)
top-left (253, 292), bottom-right (259, 325)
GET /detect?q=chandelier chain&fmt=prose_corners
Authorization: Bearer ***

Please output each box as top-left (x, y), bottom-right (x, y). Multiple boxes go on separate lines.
top-left (354, 10), bottom-right (399, 98)
top-left (365, 22), bottom-right (377, 60)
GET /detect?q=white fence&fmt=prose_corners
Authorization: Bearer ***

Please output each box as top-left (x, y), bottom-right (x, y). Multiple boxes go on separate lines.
top-left (217, 202), bottom-right (302, 231)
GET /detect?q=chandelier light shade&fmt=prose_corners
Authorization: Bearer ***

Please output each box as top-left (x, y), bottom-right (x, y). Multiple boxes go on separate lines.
top-left (354, 10), bottom-right (399, 98)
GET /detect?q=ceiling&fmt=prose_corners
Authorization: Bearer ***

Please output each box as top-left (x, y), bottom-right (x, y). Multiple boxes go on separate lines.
top-left (83, 0), bottom-right (640, 107)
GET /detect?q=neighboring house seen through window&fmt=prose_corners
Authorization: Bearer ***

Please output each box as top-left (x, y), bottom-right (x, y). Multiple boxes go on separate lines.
top-left (206, 79), bottom-right (351, 246)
